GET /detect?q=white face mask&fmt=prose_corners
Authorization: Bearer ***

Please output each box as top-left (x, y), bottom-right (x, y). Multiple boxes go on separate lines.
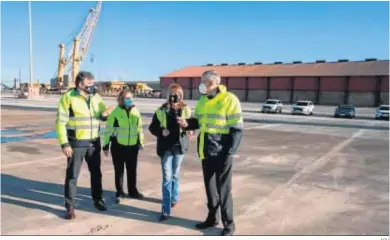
top-left (198, 83), bottom-right (208, 94)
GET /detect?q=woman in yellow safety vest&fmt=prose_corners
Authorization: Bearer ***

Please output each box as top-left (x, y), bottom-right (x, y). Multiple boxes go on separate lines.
top-left (103, 88), bottom-right (145, 202)
top-left (148, 83), bottom-right (193, 221)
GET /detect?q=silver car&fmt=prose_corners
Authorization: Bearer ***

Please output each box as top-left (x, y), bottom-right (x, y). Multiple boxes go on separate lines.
top-left (375, 105), bottom-right (389, 120)
top-left (261, 99), bottom-right (283, 113)
top-left (291, 101), bottom-right (314, 115)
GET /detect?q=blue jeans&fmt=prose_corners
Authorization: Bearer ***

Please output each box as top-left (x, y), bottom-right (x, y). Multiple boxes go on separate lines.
top-left (161, 149), bottom-right (184, 215)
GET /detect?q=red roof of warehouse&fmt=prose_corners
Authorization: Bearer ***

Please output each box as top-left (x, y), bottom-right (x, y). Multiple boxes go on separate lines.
top-left (162, 60), bottom-right (389, 78)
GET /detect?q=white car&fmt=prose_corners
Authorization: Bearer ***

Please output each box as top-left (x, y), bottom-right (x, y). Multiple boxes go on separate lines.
top-left (261, 99), bottom-right (283, 113)
top-left (375, 105), bottom-right (389, 120)
top-left (291, 101), bottom-right (314, 115)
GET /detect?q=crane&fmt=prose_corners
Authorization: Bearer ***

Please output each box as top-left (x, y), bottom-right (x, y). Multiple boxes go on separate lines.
top-left (56, 1), bottom-right (102, 88)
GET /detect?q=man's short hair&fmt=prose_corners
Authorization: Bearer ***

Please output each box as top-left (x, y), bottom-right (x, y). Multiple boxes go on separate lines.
top-left (201, 70), bottom-right (221, 85)
top-left (75, 71), bottom-right (94, 87)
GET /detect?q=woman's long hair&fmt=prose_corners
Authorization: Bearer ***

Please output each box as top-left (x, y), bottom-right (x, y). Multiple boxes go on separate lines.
top-left (165, 83), bottom-right (185, 109)
top-left (117, 88), bottom-right (133, 108)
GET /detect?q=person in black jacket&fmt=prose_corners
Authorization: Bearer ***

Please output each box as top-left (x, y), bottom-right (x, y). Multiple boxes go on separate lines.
top-left (149, 84), bottom-right (193, 221)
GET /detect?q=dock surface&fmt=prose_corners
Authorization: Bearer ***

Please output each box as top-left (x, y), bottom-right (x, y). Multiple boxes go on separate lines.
top-left (1, 98), bottom-right (389, 235)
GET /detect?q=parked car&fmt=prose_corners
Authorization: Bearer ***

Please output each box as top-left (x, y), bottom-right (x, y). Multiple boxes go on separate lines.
top-left (375, 105), bottom-right (389, 120)
top-left (291, 101), bottom-right (314, 115)
top-left (334, 105), bottom-right (356, 118)
top-left (261, 99), bottom-right (283, 113)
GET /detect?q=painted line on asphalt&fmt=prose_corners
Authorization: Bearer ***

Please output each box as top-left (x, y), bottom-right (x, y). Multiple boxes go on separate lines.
top-left (29, 189), bottom-right (82, 200)
top-left (1, 195), bottom-right (64, 210)
top-left (245, 124), bottom-right (281, 130)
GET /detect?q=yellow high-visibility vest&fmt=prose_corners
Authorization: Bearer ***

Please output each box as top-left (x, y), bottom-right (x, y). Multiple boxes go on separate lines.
top-left (103, 106), bottom-right (144, 147)
top-left (56, 89), bottom-right (106, 147)
top-left (155, 105), bottom-right (192, 130)
top-left (193, 85), bottom-right (243, 159)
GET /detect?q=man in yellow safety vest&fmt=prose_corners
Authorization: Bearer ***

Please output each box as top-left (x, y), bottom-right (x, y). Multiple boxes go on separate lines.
top-left (178, 70), bottom-right (243, 236)
top-left (56, 71), bottom-right (113, 220)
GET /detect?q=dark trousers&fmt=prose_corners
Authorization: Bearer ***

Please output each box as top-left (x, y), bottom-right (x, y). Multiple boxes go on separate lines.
top-left (111, 142), bottom-right (140, 196)
top-left (64, 144), bottom-right (103, 209)
top-left (202, 154), bottom-right (234, 229)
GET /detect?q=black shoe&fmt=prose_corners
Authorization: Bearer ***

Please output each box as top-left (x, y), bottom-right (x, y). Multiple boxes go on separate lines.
top-left (221, 227), bottom-right (235, 236)
top-left (94, 200), bottom-right (107, 211)
top-left (159, 214), bottom-right (169, 222)
top-left (195, 220), bottom-right (219, 229)
top-left (129, 191), bottom-right (144, 199)
top-left (116, 192), bottom-right (126, 199)
top-left (115, 193), bottom-right (126, 203)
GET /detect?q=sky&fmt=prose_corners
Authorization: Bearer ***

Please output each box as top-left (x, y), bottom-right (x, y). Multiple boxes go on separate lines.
top-left (1, 1), bottom-right (389, 85)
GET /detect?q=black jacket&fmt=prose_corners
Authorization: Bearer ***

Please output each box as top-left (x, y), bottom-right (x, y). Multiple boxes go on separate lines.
top-left (148, 104), bottom-right (189, 157)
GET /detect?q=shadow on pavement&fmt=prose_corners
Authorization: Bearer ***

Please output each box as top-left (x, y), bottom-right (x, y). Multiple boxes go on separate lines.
top-left (141, 196), bottom-right (161, 204)
top-left (1, 174), bottom-right (220, 235)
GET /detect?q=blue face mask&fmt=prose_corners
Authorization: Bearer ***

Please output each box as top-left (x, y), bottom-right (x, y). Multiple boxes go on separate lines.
top-left (123, 99), bottom-right (133, 108)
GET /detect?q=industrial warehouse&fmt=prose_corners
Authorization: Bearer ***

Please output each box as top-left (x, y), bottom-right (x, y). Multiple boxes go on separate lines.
top-left (160, 59), bottom-right (389, 107)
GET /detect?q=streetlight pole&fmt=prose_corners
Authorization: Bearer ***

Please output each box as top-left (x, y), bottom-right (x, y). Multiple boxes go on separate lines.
top-left (28, 0), bottom-right (33, 88)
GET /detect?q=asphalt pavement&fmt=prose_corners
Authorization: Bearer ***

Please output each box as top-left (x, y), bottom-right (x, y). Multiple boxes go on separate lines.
top-left (1, 108), bottom-right (389, 235)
